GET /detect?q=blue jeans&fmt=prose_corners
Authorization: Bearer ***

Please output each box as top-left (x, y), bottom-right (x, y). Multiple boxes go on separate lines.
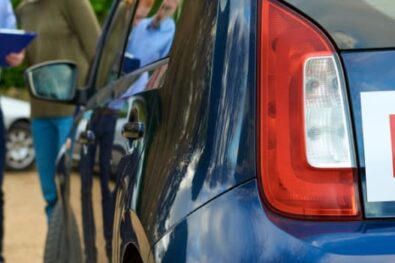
top-left (32, 116), bottom-right (73, 221)
top-left (80, 109), bottom-right (117, 262)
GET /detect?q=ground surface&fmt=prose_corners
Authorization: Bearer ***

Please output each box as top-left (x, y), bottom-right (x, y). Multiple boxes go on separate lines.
top-left (3, 170), bottom-right (107, 263)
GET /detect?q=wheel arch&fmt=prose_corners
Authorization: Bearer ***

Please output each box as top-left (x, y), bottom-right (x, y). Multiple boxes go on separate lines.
top-left (122, 242), bottom-right (143, 263)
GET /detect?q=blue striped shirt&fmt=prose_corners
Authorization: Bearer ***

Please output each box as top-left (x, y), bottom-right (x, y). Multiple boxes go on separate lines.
top-left (126, 17), bottom-right (175, 67)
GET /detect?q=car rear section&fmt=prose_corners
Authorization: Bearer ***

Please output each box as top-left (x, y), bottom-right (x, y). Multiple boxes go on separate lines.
top-left (255, 0), bottom-right (395, 260)
top-left (275, 0), bottom-right (395, 230)
top-left (254, 13), bottom-right (395, 253)
top-left (117, 0), bottom-right (395, 262)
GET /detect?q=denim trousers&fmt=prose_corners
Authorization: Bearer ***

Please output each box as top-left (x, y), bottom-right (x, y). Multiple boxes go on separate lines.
top-left (31, 116), bottom-right (73, 221)
top-left (0, 108), bottom-right (6, 262)
top-left (80, 110), bottom-right (117, 263)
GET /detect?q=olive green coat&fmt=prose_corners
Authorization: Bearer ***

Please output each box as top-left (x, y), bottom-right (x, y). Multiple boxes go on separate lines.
top-left (16, 0), bottom-right (100, 118)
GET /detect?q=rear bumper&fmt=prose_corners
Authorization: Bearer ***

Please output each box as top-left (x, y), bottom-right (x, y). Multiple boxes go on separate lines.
top-left (151, 179), bottom-right (395, 262)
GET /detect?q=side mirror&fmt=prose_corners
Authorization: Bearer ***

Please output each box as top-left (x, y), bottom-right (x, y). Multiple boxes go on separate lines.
top-left (24, 60), bottom-right (78, 103)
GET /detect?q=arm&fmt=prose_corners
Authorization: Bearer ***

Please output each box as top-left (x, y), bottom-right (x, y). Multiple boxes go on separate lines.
top-left (62, 0), bottom-right (100, 61)
top-left (6, 50), bottom-right (25, 67)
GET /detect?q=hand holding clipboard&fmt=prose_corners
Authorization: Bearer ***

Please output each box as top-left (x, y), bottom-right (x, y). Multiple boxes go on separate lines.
top-left (0, 29), bottom-right (36, 67)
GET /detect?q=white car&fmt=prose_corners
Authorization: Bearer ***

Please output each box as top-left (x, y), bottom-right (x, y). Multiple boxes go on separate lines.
top-left (0, 96), bottom-right (34, 171)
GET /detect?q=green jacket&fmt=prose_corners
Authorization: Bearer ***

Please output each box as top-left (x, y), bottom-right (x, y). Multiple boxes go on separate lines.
top-left (17, 0), bottom-right (100, 118)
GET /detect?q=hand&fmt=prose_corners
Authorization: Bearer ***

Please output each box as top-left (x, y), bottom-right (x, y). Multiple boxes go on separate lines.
top-left (6, 50), bottom-right (25, 67)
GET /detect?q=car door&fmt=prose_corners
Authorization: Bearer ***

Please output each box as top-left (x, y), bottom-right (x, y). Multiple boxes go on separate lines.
top-left (73, 1), bottom-right (174, 261)
top-left (112, 0), bottom-right (261, 262)
top-left (76, 62), bottom-right (168, 261)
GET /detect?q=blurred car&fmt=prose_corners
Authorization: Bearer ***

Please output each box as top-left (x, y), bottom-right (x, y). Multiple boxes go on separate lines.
top-left (24, 0), bottom-right (395, 262)
top-left (1, 96), bottom-right (34, 171)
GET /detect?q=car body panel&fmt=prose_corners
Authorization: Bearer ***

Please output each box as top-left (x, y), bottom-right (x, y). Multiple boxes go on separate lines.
top-left (283, 0), bottom-right (395, 50)
top-left (122, 0), bottom-right (258, 245)
top-left (114, 0), bottom-right (395, 261)
top-left (110, 64), bottom-right (170, 262)
top-left (151, 179), bottom-right (395, 263)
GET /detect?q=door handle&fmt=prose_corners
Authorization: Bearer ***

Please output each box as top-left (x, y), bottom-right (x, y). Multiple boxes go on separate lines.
top-left (122, 122), bottom-right (144, 140)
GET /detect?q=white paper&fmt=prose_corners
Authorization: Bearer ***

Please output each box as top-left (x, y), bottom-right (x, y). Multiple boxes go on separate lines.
top-left (361, 91), bottom-right (395, 202)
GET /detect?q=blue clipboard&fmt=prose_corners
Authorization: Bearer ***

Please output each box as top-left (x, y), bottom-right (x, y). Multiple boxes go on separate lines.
top-left (122, 52), bottom-right (141, 74)
top-left (0, 29), bottom-right (37, 67)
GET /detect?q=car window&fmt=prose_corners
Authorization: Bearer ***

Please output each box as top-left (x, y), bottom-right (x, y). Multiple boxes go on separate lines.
top-left (283, 0), bottom-right (395, 49)
top-left (119, 0), bottom-right (184, 77)
top-left (93, 0), bottom-right (138, 90)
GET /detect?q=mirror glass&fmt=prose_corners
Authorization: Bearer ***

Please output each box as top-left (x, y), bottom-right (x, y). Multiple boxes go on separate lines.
top-left (26, 62), bottom-right (78, 102)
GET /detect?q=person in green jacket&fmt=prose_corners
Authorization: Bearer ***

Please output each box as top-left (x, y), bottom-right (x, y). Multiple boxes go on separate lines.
top-left (16, 0), bottom-right (100, 222)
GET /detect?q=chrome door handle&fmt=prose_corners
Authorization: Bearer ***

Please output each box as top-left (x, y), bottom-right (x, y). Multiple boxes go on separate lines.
top-left (122, 122), bottom-right (144, 140)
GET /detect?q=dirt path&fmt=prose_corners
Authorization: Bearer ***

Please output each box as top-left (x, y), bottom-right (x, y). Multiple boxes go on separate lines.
top-left (3, 171), bottom-right (46, 263)
top-left (2, 170), bottom-right (108, 263)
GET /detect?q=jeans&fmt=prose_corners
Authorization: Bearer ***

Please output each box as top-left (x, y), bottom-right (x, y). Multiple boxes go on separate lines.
top-left (80, 109), bottom-right (117, 263)
top-left (31, 116), bottom-right (73, 221)
top-left (0, 108), bottom-right (5, 262)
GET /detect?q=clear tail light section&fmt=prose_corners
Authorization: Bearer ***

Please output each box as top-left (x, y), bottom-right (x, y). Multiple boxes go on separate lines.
top-left (258, 0), bottom-right (360, 218)
top-left (304, 56), bottom-right (355, 168)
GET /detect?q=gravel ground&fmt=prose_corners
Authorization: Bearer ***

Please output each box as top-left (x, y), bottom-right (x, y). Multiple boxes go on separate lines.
top-left (3, 171), bottom-right (46, 263)
top-left (3, 170), bottom-right (108, 263)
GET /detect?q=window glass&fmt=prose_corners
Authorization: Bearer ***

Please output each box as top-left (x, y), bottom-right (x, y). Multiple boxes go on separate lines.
top-left (94, 0), bottom-right (138, 89)
top-left (120, 0), bottom-right (184, 75)
top-left (284, 0), bottom-right (395, 49)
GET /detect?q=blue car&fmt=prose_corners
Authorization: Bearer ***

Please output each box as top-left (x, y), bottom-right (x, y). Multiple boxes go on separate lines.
top-left (24, 0), bottom-right (395, 262)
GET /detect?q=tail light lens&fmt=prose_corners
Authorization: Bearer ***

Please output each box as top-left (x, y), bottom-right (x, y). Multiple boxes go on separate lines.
top-left (304, 56), bottom-right (355, 168)
top-left (258, 1), bottom-right (360, 218)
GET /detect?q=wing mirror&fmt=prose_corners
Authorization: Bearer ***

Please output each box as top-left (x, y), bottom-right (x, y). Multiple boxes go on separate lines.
top-left (24, 60), bottom-right (79, 103)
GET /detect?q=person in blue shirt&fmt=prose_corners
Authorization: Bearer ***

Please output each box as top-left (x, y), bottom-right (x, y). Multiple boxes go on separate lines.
top-left (125, 0), bottom-right (178, 68)
top-left (120, 0), bottom-right (178, 96)
top-left (0, 1), bottom-right (25, 261)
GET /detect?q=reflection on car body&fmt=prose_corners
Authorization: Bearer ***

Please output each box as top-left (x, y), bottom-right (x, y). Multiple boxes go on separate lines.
top-left (73, 103), bottom-right (129, 178)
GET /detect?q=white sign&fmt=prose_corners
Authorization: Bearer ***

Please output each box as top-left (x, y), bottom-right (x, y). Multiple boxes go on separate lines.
top-left (361, 91), bottom-right (395, 202)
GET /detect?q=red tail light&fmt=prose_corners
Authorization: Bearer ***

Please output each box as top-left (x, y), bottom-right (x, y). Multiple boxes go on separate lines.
top-left (258, 1), bottom-right (361, 218)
